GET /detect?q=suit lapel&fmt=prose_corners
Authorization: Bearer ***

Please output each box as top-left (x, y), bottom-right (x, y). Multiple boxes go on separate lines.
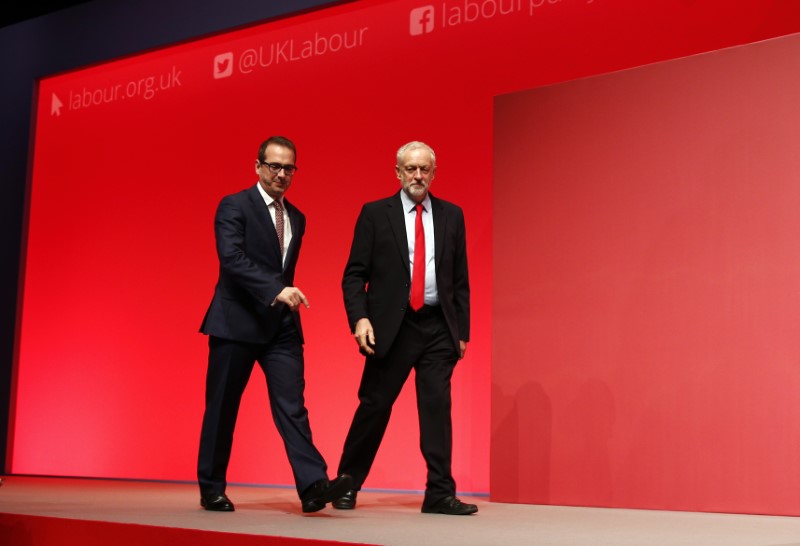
top-left (431, 194), bottom-right (446, 266)
top-left (387, 192), bottom-right (411, 274)
top-left (284, 199), bottom-right (301, 271)
top-left (246, 185), bottom-right (282, 262)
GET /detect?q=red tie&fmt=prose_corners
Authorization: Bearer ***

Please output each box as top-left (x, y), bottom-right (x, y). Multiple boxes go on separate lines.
top-left (410, 203), bottom-right (425, 310)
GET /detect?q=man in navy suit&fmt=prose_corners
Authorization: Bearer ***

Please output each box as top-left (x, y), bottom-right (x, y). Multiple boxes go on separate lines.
top-left (332, 141), bottom-right (477, 515)
top-left (197, 136), bottom-right (351, 513)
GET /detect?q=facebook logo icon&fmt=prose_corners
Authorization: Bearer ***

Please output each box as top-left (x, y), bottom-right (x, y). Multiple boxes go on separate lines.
top-left (410, 6), bottom-right (434, 35)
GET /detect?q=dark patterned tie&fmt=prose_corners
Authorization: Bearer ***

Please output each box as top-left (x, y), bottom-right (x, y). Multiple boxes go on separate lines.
top-left (274, 200), bottom-right (284, 256)
top-left (410, 203), bottom-right (425, 310)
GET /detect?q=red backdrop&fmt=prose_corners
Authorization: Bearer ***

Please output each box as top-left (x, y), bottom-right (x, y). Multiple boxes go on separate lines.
top-left (12, 0), bottom-right (800, 505)
top-left (493, 32), bottom-right (800, 514)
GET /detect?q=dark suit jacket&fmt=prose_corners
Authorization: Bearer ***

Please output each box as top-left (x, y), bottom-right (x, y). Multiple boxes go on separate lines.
top-left (342, 191), bottom-right (469, 359)
top-left (200, 185), bottom-right (305, 344)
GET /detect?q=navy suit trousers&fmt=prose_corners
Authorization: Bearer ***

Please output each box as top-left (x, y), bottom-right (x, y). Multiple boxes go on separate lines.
top-left (197, 311), bottom-right (327, 496)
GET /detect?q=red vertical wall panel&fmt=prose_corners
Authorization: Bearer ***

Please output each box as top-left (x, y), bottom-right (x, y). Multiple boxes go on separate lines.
top-left (493, 33), bottom-right (800, 514)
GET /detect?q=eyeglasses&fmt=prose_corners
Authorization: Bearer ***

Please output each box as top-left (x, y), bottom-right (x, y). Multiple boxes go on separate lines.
top-left (259, 161), bottom-right (298, 175)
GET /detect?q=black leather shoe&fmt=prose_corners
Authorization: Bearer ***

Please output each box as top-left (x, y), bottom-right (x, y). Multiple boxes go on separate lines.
top-left (421, 496), bottom-right (478, 515)
top-left (332, 489), bottom-right (357, 510)
top-left (301, 474), bottom-right (354, 513)
top-left (200, 493), bottom-right (235, 512)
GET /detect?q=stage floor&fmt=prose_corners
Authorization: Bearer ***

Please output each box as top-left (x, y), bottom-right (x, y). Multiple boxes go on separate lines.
top-left (2, 475), bottom-right (800, 545)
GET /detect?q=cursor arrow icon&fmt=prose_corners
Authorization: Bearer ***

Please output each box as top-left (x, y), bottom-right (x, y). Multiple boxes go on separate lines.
top-left (51, 93), bottom-right (63, 116)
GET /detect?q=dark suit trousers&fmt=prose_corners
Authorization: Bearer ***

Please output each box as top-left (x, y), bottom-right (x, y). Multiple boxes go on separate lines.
top-left (197, 312), bottom-right (327, 496)
top-left (337, 307), bottom-right (459, 507)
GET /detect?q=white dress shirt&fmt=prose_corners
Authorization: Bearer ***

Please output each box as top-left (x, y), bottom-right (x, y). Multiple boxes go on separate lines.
top-left (256, 182), bottom-right (292, 266)
top-left (400, 190), bottom-right (438, 306)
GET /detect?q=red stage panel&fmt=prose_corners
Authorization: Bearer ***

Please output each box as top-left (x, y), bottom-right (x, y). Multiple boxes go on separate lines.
top-left (493, 32), bottom-right (800, 514)
top-left (0, 513), bottom-right (362, 546)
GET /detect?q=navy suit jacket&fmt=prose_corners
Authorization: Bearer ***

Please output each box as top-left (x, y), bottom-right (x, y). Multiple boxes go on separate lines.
top-left (342, 191), bottom-right (470, 359)
top-left (200, 185), bottom-right (305, 344)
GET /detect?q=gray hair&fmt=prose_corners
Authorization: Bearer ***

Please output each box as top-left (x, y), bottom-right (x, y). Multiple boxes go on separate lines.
top-left (396, 141), bottom-right (436, 166)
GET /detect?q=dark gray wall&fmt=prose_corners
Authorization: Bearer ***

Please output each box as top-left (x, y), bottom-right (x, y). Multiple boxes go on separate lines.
top-left (0, 0), bottom-right (343, 473)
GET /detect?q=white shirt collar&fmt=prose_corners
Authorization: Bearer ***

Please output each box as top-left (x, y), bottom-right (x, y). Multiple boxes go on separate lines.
top-left (256, 182), bottom-right (282, 208)
top-left (399, 189), bottom-right (431, 213)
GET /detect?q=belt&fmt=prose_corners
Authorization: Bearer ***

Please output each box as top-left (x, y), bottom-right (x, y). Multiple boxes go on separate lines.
top-left (406, 304), bottom-right (443, 318)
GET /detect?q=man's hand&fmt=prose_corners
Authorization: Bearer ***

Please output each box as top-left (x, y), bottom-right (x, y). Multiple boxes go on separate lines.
top-left (275, 287), bottom-right (309, 312)
top-left (459, 340), bottom-right (467, 360)
top-left (354, 317), bottom-right (376, 355)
